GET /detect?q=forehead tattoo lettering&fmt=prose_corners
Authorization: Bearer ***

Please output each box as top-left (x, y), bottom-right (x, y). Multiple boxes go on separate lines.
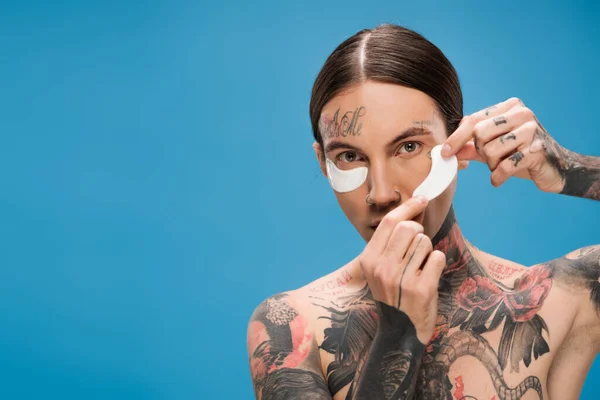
top-left (413, 109), bottom-right (439, 129)
top-left (320, 106), bottom-right (366, 140)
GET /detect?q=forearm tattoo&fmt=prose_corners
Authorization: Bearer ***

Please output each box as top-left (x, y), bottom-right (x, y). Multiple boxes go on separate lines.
top-left (350, 302), bottom-right (425, 400)
top-left (532, 124), bottom-right (600, 200)
top-left (559, 150), bottom-right (600, 200)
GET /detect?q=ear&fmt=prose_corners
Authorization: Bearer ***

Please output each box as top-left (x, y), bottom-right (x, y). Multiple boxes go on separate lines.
top-left (458, 160), bottom-right (470, 170)
top-left (313, 142), bottom-right (328, 177)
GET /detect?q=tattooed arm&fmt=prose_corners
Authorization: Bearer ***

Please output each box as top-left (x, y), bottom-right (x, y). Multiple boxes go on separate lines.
top-left (247, 293), bottom-right (332, 400)
top-left (556, 150), bottom-right (600, 200)
top-left (348, 197), bottom-right (446, 399)
top-left (350, 302), bottom-right (426, 399)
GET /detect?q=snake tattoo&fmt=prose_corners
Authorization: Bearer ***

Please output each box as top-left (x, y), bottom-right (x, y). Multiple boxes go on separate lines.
top-left (417, 330), bottom-right (543, 400)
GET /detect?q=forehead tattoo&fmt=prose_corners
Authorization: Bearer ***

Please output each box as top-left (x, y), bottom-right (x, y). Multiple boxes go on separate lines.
top-left (319, 106), bottom-right (366, 140)
top-left (413, 109), bottom-right (440, 129)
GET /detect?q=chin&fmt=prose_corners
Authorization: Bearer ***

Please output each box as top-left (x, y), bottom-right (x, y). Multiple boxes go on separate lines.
top-left (359, 225), bottom-right (375, 242)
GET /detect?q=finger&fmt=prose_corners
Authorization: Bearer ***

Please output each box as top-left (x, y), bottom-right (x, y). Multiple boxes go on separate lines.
top-left (367, 196), bottom-right (428, 255)
top-left (470, 106), bottom-right (534, 150)
top-left (490, 146), bottom-right (533, 187)
top-left (454, 141), bottom-right (485, 162)
top-left (402, 233), bottom-right (433, 278)
top-left (468, 97), bottom-right (523, 123)
top-left (422, 250), bottom-right (446, 282)
top-left (383, 221), bottom-right (424, 263)
top-left (482, 122), bottom-right (534, 170)
top-left (442, 97), bottom-right (523, 157)
top-left (440, 116), bottom-right (476, 158)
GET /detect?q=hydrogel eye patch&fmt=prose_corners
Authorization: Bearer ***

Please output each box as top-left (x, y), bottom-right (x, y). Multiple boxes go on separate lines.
top-left (412, 144), bottom-right (458, 201)
top-left (326, 158), bottom-right (368, 193)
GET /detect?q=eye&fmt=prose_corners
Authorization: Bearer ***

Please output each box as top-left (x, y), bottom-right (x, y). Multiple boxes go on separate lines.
top-left (337, 151), bottom-right (363, 163)
top-left (397, 141), bottom-right (422, 154)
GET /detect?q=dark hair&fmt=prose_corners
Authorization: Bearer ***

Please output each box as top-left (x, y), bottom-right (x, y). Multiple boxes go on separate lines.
top-left (309, 24), bottom-right (463, 150)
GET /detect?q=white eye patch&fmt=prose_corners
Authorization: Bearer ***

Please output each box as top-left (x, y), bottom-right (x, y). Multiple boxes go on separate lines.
top-left (325, 158), bottom-right (368, 193)
top-left (412, 144), bottom-right (458, 201)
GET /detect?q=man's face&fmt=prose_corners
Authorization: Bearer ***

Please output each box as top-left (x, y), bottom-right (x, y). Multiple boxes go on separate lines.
top-left (314, 81), bottom-right (458, 241)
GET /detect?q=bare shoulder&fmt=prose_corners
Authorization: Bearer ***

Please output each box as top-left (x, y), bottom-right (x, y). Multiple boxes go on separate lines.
top-left (546, 244), bottom-right (600, 290)
top-left (246, 263), bottom-right (374, 399)
top-left (295, 265), bottom-right (378, 399)
top-left (246, 289), bottom-right (329, 399)
top-left (293, 264), bottom-right (375, 329)
top-left (544, 244), bottom-right (600, 319)
top-left (563, 244), bottom-right (600, 262)
top-left (246, 264), bottom-right (364, 399)
top-left (542, 245), bottom-right (600, 398)
top-left (248, 263), bottom-right (362, 324)
top-left (247, 289), bottom-right (317, 365)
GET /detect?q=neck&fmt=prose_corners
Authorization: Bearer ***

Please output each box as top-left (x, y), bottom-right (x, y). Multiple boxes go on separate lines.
top-left (431, 206), bottom-right (479, 276)
top-left (349, 206), bottom-right (488, 288)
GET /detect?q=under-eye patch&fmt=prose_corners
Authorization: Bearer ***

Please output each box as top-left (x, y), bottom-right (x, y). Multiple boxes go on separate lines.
top-left (326, 158), bottom-right (368, 193)
top-left (412, 144), bottom-right (458, 201)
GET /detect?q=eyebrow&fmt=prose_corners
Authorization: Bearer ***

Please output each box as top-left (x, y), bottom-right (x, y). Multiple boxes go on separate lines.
top-left (323, 127), bottom-right (433, 154)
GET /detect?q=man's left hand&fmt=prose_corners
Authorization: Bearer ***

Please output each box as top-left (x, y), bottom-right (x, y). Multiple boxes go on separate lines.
top-left (441, 97), bottom-right (569, 193)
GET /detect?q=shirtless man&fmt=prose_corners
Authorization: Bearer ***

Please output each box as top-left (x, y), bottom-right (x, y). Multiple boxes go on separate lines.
top-left (246, 24), bottom-right (600, 400)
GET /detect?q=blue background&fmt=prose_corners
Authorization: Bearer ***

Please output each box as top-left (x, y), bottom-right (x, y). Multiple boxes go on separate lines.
top-left (1, 0), bottom-right (599, 398)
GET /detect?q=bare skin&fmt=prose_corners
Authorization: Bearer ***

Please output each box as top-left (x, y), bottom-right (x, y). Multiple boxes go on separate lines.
top-left (247, 82), bottom-right (600, 400)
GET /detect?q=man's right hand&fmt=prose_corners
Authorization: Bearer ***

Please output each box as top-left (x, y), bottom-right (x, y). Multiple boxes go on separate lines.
top-left (358, 195), bottom-right (447, 344)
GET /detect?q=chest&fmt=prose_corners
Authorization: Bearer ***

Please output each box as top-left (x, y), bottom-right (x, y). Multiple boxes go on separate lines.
top-left (315, 270), bottom-right (577, 400)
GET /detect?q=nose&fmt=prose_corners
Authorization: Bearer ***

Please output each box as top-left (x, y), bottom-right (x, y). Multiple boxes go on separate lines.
top-left (366, 163), bottom-right (402, 207)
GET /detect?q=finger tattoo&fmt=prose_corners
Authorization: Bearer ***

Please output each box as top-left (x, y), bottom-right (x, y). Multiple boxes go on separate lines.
top-left (500, 132), bottom-right (516, 144)
top-left (509, 151), bottom-right (525, 167)
top-left (493, 116), bottom-right (507, 126)
top-left (485, 106), bottom-right (497, 116)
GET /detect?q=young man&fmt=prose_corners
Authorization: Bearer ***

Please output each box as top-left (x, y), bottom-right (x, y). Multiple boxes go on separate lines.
top-left (247, 24), bottom-right (600, 400)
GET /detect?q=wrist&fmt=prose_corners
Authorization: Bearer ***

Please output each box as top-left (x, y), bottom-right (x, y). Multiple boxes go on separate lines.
top-left (375, 301), bottom-right (429, 349)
